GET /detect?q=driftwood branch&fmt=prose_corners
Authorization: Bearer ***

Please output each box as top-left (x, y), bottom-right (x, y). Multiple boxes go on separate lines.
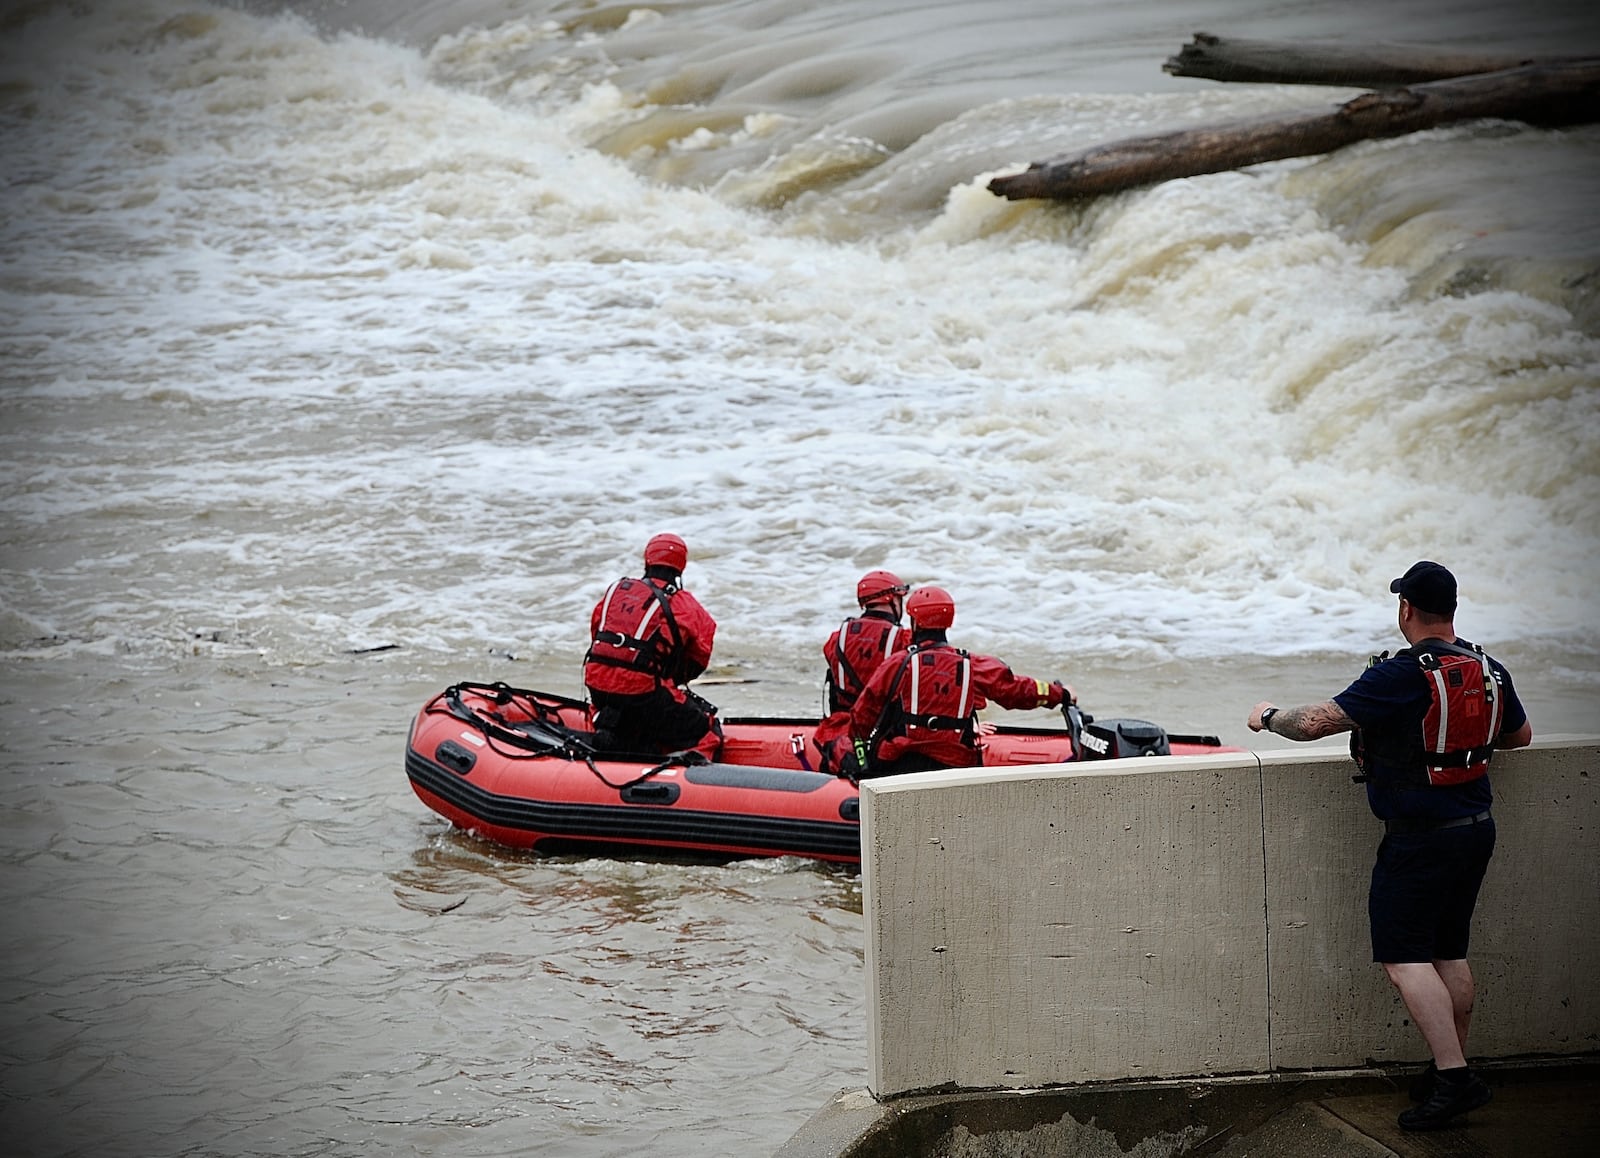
top-left (1163, 31), bottom-right (1581, 89)
top-left (988, 59), bottom-right (1600, 203)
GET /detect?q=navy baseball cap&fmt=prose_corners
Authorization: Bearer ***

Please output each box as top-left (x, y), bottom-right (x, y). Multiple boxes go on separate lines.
top-left (1389, 560), bottom-right (1457, 615)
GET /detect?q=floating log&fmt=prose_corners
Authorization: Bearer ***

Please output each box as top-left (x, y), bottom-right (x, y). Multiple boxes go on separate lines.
top-left (988, 59), bottom-right (1600, 203)
top-left (1163, 31), bottom-right (1582, 89)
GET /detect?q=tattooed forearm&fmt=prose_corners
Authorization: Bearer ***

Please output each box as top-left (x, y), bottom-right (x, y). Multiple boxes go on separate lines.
top-left (1274, 701), bottom-right (1355, 742)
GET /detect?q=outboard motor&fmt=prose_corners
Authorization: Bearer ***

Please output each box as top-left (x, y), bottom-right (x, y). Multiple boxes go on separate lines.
top-left (1068, 709), bottom-right (1171, 761)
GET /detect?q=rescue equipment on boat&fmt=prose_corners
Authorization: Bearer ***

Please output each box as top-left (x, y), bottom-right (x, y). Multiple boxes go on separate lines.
top-left (405, 682), bottom-right (1229, 864)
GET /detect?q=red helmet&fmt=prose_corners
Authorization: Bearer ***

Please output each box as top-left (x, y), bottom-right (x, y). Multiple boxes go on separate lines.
top-left (643, 532), bottom-right (688, 572)
top-left (906, 585), bottom-right (955, 629)
top-left (856, 569), bottom-right (908, 607)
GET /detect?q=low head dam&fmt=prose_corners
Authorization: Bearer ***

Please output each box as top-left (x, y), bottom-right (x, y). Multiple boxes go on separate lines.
top-left (856, 737), bottom-right (1597, 1099)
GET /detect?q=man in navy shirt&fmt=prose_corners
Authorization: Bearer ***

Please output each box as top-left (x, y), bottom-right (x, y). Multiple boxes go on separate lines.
top-left (1248, 561), bottom-right (1531, 1132)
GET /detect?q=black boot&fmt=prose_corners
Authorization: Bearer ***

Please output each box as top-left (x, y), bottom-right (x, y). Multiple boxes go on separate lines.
top-left (1408, 1060), bottom-right (1437, 1102)
top-left (1398, 1066), bottom-right (1491, 1130)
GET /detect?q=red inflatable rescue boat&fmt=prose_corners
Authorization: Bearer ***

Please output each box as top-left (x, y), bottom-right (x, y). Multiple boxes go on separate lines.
top-left (405, 682), bottom-right (1232, 865)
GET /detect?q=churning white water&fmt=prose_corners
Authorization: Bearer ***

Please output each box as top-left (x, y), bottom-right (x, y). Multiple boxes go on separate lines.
top-left (1, 0), bottom-right (1597, 1154)
top-left (3, 0), bottom-right (1599, 673)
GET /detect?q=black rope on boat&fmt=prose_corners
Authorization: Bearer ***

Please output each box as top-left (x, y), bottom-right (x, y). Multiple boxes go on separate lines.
top-left (427, 679), bottom-right (701, 791)
top-left (582, 749), bottom-right (709, 791)
top-left (433, 681), bottom-right (602, 761)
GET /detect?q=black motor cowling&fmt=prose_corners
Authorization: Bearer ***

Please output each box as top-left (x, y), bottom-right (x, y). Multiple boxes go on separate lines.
top-left (1075, 716), bottom-right (1171, 760)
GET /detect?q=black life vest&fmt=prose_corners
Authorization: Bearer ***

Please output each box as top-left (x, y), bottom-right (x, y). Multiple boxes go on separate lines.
top-left (826, 614), bottom-right (906, 713)
top-left (584, 577), bottom-right (683, 680)
top-left (1351, 638), bottom-right (1505, 787)
top-left (869, 643), bottom-right (977, 752)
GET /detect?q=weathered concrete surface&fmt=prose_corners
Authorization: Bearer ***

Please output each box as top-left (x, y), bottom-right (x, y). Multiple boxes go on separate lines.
top-left (778, 1072), bottom-right (1399, 1158)
top-left (1214, 1102), bottom-right (1397, 1158)
top-left (776, 1061), bottom-right (1600, 1157)
top-left (1263, 739), bottom-right (1600, 1069)
top-left (861, 739), bottom-right (1599, 1097)
top-left (862, 754), bottom-right (1268, 1095)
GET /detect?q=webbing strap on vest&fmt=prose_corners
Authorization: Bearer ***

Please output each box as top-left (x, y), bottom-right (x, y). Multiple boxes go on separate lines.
top-left (1416, 744), bottom-right (1497, 770)
top-left (900, 713), bottom-right (974, 731)
top-left (585, 577), bottom-right (683, 678)
top-left (865, 644), bottom-right (975, 762)
top-left (1417, 643), bottom-right (1502, 762)
top-left (828, 615), bottom-right (901, 713)
top-left (906, 645), bottom-right (972, 724)
top-left (1351, 638), bottom-right (1503, 786)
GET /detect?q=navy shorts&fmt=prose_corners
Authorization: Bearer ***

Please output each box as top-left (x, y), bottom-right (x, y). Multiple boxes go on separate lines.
top-left (1368, 818), bottom-right (1495, 963)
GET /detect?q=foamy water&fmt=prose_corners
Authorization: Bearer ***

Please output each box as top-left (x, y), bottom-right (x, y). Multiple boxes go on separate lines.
top-left (4, 0), bottom-right (1597, 677)
top-left (1, 1), bottom-right (1598, 1153)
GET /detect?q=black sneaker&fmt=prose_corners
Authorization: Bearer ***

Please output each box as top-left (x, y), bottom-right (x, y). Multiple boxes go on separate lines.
top-left (1398, 1070), bottom-right (1492, 1130)
top-left (1408, 1061), bottom-right (1437, 1102)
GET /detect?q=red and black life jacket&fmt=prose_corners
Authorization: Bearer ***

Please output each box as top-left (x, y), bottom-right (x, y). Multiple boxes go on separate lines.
top-left (1352, 638), bottom-right (1505, 787)
top-left (868, 643), bottom-right (977, 753)
top-left (826, 614), bottom-right (908, 714)
top-left (584, 577), bottom-right (683, 680)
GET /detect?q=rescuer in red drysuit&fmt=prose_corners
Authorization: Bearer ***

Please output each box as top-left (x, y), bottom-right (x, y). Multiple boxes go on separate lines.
top-left (847, 586), bottom-right (1073, 779)
top-left (811, 569), bottom-right (912, 773)
top-left (583, 533), bottom-right (722, 762)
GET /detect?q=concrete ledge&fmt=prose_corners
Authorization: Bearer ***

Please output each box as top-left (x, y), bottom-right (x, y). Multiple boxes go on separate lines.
top-left (860, 738), bottom-right (1599, 1097)
top-left (777, 1058), bottom-right (1600, 1157)
top-left (862, 753), bottom-right (1272, 1093)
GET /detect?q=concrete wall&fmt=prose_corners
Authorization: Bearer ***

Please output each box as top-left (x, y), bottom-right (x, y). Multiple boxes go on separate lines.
top-left (860, 738), bottom-right (1599, 1098)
